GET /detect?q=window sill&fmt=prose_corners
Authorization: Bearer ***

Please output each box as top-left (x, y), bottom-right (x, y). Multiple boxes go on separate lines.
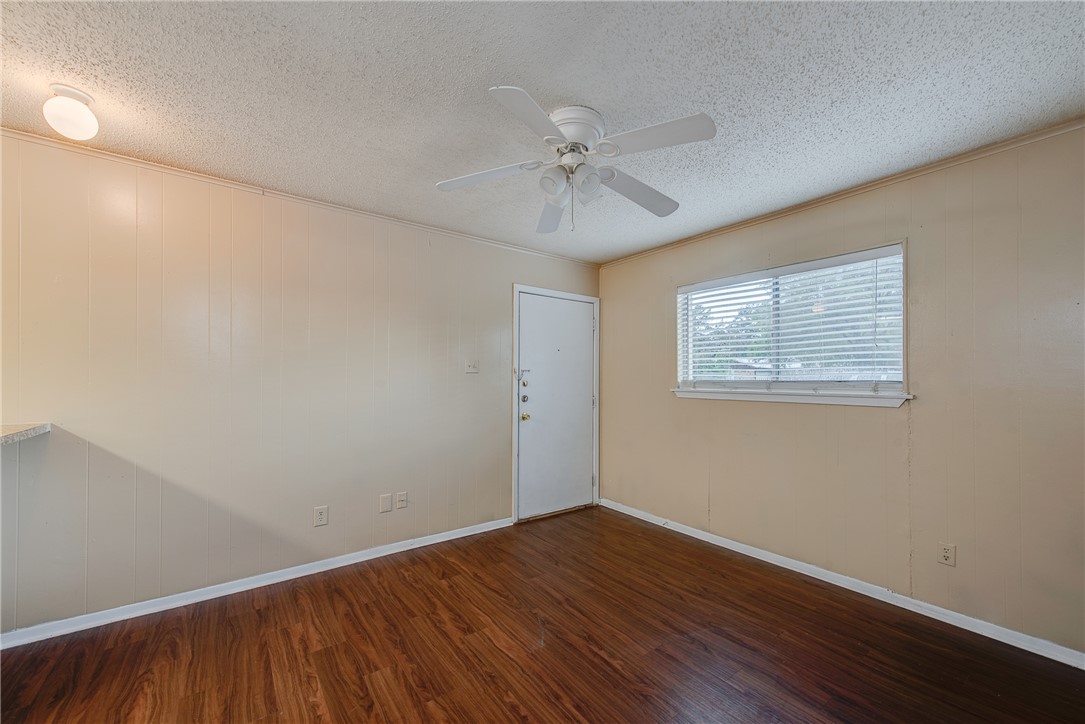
top-left (671, 389), bottom-right (913, 408)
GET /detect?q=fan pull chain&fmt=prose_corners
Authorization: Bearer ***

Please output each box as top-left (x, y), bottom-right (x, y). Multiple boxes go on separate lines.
top-left (570, 187), bottom-right (575, 231)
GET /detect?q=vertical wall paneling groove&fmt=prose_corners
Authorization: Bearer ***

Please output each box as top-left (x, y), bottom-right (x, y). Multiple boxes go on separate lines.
top-left (279, 200), bottom-right (310, 569)
top-left (908, 168), bottom-right (949, 607)
top-left (344, 213), bottom-right (371, 555)
top-left (943, 161), bottom-right (977, 620)
top-left (133, 167), bottom-right (162, 603)
top-left (971, 148), bottom-right (1023, 632)
top-left (17, 142), bottom-right (91, 628)
top-left (134, 168), bottom-right (163, 603)
top-left (86, 157), bottom-right (138, 613)
top-left (0, 444), bottom-right (16, 631)
top-left (1016, 131), bottom-right (1085, 646)
top-left (370, 221), bottom-right (391, 547)
top-left (307, 206), bottom-right (349, 563)
top-left (207, 184), bottom-right (231, 585)
top-left (159, 173), bottom-right (211, 597)
top-left (883, 180), bottom-right (914, 597)
top-left (1, 137), bottom-right (21, 631)
top-left (598, 127), bottom-right (1085, 653)
top-left (228, 189), bottom-right (264, 580)
top-left (260, 196), bottom-right (284, 572)
top-left (1, 138), bottom-right (21, 423)
top-left (1, 136), bottom-right (597, 633)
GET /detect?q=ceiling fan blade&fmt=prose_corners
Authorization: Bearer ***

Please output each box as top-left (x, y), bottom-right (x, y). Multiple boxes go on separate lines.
top-left (600, 168), bottom-right (679, 217)
top-left (536, 200), bottom-right (566, 233)
top-left (436, 160), bottom-right (540, 191)
top-left (598, 113), bottom-right (716, 157)
top-left (489, 86), bottom-right (567, 145)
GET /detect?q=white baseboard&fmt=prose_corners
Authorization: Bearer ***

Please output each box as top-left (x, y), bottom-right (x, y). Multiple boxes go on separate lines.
top-left (0, 516), bottom-right (513, 650)
top-left (599, 498), bottom-right (1085, 670)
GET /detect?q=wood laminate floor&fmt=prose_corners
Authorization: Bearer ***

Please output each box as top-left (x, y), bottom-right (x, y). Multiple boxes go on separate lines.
top-left (2, 507), bottom-right (1083, 722)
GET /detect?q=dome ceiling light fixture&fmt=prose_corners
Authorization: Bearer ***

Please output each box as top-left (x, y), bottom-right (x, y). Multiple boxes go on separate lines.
top-left (42, 84), bottom-right (99, 141)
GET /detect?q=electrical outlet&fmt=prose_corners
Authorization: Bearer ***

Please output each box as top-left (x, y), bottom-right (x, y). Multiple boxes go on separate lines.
top-left (379, 494), bottom-right (392, 513)
top-left (396, 491), bottom-right (408, 509)
top-left (465, 359), bottom-right (479, 374)
top-left (939, 543), bottom-right (956, 567)
top-left (313, 505), bottom-right (329, 527)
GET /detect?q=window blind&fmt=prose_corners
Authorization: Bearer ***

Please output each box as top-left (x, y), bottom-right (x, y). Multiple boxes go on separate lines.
top-left (676, 244), bottom-right (905, 394)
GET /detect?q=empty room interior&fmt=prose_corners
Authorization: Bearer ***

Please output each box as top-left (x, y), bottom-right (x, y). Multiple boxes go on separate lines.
top-left (1, 2), bottom-right (1083, 721)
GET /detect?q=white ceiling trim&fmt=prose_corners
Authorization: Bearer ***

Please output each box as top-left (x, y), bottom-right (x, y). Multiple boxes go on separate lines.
top-left (3, 2), bottom-right (1081, 263)
top-left (602, 117), bottom-right (1085, 270)
top-left (1, 127), bottom-right (264, 191)
top-left (1, 127), bottom-right (598, 270)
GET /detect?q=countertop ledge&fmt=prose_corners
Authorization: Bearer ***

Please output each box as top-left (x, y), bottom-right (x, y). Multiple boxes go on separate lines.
top-left (1, 423), bottom-right (52, 445)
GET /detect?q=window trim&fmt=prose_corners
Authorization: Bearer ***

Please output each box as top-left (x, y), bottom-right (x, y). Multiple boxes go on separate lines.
top-left (674, 241), bottom-right (913, 408)
top-left (671, 388), bottom-right (913, 407)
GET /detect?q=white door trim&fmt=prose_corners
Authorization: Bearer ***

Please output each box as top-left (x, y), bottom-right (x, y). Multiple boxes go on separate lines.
top-left (512, 284), bottom-right (600, 522)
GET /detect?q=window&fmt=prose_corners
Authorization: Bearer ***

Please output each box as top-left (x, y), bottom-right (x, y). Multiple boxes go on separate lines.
top-left (675, 243), bottom-right (912, 407)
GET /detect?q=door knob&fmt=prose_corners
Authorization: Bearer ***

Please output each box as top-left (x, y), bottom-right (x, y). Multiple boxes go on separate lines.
top-left (520, 413), bottom-right (531, 421)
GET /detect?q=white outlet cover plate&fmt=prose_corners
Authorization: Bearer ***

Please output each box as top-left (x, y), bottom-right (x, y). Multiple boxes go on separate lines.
top-left (379, 494), bottom-right (392, 513)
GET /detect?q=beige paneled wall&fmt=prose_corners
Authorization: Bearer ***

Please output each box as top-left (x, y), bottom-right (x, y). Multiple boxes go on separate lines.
top-left (0, 133), bottom-right (597, 632)
top-left (599, 128), bottom-right (1084, 651)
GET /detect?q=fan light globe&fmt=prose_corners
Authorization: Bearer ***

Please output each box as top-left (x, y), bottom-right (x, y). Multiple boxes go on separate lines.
top-left (573, 163), bottom-right (601, 195)
top-left (42, 86), bottom-right (98, 141)
top-left (578, 186), bottom-right (602, 205)
top-left (539, 167), bottom-right (568, 196)
top-left (548, 183), bottom-right (573, 208)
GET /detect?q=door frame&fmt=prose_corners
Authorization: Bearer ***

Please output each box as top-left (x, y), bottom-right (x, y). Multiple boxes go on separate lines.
top-left (511, 284), bottom-right (600, 522)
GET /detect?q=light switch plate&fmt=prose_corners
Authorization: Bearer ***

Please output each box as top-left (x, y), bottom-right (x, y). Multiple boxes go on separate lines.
top-left (396, 491), bottom-right (408, 509)
top-left (465, 359), bottom-right (479, 374)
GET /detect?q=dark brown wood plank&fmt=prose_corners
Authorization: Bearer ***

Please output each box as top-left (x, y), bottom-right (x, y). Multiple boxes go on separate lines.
top-left (2, 507), bottom-right (1082, 722)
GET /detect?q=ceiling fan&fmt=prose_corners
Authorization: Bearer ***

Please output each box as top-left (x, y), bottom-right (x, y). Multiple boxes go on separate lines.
top-left (436, 87), bottom-right (717, 233)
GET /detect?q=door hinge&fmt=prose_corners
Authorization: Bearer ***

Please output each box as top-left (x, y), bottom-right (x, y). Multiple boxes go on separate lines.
top-left (592, 395), bottom-right (596, 408)
top-left (593, 316), bottom-right (596, 331)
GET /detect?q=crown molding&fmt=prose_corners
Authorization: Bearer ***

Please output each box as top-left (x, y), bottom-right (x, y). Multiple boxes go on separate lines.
top-left (0, 127), bottom-right (599, 270)
top-left (601, 117), bottom-right (1085, 270)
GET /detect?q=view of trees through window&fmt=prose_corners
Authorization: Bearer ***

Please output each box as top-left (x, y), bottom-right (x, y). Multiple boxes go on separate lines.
top-left (678, 252), bottom-right (904, 385)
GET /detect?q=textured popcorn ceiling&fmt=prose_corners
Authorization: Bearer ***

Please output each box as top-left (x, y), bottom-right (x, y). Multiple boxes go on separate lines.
top-left (3, 2), bottom-right (1082, 263)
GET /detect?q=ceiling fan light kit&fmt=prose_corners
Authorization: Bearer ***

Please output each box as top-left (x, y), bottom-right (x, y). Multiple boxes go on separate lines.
top-left (548, 184), bottom-right (572, 208)
top-left (539, 166), bottom-right (568, 196)
top-left (573, 163), bottom-right (601, 195)
top-left (578, 185), bottom-right (601, 206)
top-left (436, 86), bottom-right (717, 234)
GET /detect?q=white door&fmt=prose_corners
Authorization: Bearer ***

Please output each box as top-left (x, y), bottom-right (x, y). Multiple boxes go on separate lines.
top-left (515, 289), bottom-right (597, 520)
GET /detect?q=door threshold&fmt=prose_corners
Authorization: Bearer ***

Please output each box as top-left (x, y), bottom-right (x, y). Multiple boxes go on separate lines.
top-left (516, 503), bottom-right (596, 523)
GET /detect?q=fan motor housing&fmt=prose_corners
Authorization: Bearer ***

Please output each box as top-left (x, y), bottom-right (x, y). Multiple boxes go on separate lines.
top-left (549, 105), bottom-right (606, 150)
